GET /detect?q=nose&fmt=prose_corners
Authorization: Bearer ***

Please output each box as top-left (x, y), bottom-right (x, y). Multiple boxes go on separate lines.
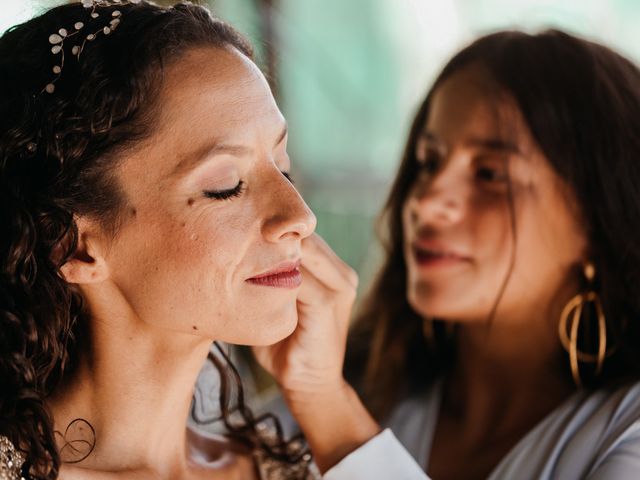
top-left (407, 164), bottom-right (466, 227)
top-left (261, 171), bottom-right (317, 243)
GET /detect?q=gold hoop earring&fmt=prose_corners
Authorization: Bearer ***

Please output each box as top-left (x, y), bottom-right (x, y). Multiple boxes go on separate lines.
top-left (558, 262), bottom-right (612, 387)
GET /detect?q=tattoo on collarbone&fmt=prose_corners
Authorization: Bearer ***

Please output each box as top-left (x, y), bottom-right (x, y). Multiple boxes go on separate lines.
top-left (54, 418), bottom-right (96, 464)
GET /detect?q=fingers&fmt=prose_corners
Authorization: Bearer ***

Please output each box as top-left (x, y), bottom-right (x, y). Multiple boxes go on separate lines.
top-left (297, 264), bottom-right (333, 308)
top-left (301, 233), bottom-right (359, 291)
top-left (298, 264), bottom-right (354, 335)
top-left (298, 261), bottom-right (356, 311)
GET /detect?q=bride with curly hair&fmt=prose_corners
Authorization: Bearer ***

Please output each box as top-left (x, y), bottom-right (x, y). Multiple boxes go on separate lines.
top-left (0, 1), bottom-right (396, 479)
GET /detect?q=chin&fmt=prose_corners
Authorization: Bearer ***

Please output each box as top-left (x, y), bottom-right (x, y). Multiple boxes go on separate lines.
top-left (242, 306), bottom-right (298, 346)
top-left (245, 325), bottom-right (296, 346)
top-left (408, 281), bottom-right (439, 315)
top-left (408, 286), bottom-right (462, 320)
top-left (408, 293), bottom-right (492, 324)
top-left (263, 324), bottom-right (297, 345)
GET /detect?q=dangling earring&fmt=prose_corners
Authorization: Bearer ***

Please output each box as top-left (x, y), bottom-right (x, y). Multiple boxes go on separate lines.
top-left (558, 262), bottom-right (611, 388)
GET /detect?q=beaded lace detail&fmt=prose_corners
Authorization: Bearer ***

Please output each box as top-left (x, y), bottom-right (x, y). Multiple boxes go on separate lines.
top-left (251, 424), bottom-right (320, 480)
top-left (0, 436), bottom-right (26, 480)
top-left (0, 431), bottom-right (323, 479)
top-left (253, 448), bottom-right (321, 480)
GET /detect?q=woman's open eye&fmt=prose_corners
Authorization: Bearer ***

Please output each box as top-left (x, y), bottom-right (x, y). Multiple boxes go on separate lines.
top-left (476, 167), bottom-right (506, 182)
top-left (420, 151), bottom-right (441, 175)
top-left (475, 156), bottom-right (509, 184)
top-left (203, 180), bottom-right (245, 200)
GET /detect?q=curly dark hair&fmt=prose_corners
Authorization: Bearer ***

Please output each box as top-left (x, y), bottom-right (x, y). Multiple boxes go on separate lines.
top-left (347, 29), bottom-right (640, 420)
top-left (0, 2), bottom-right (308, 479)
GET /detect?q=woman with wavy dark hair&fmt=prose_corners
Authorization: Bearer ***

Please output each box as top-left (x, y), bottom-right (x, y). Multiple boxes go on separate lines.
top-left (8, 2), bottom-right (639, 479)
top-left (347, 30), bottom-right (640, 478)
top-left (0, 1), bottom-right (406, 479)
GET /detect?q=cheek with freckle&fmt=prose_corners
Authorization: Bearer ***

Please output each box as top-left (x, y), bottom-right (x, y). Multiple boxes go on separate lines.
top-left (120, 185), bottom-right (287, 335)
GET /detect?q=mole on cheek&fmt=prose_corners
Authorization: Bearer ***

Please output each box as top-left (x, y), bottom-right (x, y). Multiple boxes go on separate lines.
top-left (192, 325), bottom-right (198, 331)
top-left (187, 198), bottom-right (195, 206)
top-left (129, 207), bottom-right (137, 217)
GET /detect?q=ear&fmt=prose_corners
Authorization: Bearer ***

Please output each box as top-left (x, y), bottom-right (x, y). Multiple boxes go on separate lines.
top-left (59, 217), bottom-right (111, 285)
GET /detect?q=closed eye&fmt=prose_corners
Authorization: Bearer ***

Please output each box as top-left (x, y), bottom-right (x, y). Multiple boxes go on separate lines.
top-left (203, 171), bottom-right (293, 201)
top-left (203, 180), bottom-right (245, 200)
top-left (282, 171), bottom-right (294, 184)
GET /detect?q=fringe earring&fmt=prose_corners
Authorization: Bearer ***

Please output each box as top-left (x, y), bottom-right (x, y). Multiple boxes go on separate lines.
top-left (558, 262), bottom-right (612, 387)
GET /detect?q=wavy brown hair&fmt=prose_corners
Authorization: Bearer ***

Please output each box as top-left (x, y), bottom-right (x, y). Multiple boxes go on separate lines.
top-left (0, 2), bottom-right (308, 479)
top-left (347, 30), bottom-right (640, 420)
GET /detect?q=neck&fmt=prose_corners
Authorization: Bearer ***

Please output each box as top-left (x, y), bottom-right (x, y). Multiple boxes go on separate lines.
top-left (48, 290), bottom-right (215, 477)
top-left (442, 301), bottom-right (576, 440)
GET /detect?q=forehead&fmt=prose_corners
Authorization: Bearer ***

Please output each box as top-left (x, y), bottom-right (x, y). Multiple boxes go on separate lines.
top-left (425, 64), bottom-right (531, 152)
top-left (156, 46), bottom-right (278, 140)
top-left (117, 46), bottom-right (283, 186)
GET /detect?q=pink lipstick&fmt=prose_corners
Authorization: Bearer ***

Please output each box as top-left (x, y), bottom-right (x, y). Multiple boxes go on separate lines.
top-left (411, 242), bottom-right (470, 269)
top-left (247, 260), bottom-right (302, 289)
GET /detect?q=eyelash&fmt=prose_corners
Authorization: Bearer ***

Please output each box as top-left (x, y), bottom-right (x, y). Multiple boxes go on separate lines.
top-left (203, 180), bottom-right (245, 200)
top-left (282, 171), bottom-right (294, 184)
top-left (203, 171), bottom-right (294, 201)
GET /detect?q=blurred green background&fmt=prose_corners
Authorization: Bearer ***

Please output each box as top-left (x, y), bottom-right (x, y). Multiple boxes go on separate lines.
top-left (5, 0), bottom-right (640, 289)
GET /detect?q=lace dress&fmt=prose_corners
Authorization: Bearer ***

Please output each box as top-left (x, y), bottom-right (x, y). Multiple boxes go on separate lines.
top-left (0, 434), bottom-right (320, 480)
top-left (251, 428), bottom-right (320, 480)
top-left (0, 436), bottom-right (26, 480)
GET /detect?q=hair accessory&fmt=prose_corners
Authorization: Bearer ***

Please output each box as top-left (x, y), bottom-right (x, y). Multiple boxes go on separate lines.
top-left (42, 0), bottom-right (142, 94)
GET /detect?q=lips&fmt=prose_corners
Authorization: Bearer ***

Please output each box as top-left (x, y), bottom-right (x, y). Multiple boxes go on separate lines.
top-left (246, 260), bottom-right (302, 289)
top-left (411, 242), bottom-right (470, 268)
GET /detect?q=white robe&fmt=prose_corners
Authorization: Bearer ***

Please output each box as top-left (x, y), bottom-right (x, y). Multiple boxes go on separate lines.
top-left (326, 381), bottom-right (640, 479)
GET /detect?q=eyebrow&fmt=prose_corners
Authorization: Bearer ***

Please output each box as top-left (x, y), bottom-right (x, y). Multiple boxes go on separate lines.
top-left (171, 123), bottom-right (288, 176)
top-left (420, 131), bottom-right (523, 155)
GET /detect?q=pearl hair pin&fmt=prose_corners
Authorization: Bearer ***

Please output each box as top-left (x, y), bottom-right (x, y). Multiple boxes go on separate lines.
top-left (42, 0), bottom-right (142, 94)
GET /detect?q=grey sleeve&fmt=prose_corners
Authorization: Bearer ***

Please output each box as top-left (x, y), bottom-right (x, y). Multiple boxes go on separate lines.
top-left (587, 424), bottom-right (640, 479)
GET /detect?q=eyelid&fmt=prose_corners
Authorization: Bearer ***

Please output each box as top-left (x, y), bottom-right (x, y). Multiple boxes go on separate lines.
top-left (416, 136), bottom-right (445, 158)
top-left (476, 154), bottom-right (508, 168)
top-left (201, 170), bottom-right (294, 202)
top-left (203, 180), bottom-right (245, 200)
top-left (282, 171), bottom-right (294, 184)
